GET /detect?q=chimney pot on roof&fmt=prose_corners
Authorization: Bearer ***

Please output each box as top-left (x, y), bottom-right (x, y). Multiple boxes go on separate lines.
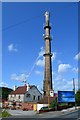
top-left (27, 83), bottom-right (30, 91)
top-left (13, 85), bottom-right (17, 91)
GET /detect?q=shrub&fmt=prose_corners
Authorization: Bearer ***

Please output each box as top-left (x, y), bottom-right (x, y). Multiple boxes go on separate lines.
top-left (75, 90), bottom-right (80, 106)
top-left (1, 110), bottom-right (11, 118)
top-left (50, 98), bottom-right (57, 109)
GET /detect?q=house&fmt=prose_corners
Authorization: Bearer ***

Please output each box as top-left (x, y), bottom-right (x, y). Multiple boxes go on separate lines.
top-left (24, 85), bottom-right (42, 102)
top-left (8, 84), bottom-right (42, 110)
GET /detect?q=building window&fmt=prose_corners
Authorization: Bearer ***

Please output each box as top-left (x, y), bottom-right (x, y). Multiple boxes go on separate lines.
top-left (33, 95), bottom-right (35, 100)
top-left (19, 95), bottom-right (20, 99)
top-left (12, 95), bottom-right (14, 97)
top-left (38, 96), bottom-right (40, 100)
top-left (26, 93), bottom-right (30, 97)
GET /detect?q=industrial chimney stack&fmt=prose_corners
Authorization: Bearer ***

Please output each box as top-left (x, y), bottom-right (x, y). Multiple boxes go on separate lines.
top-left (43, 11), bottom-right (53, 96)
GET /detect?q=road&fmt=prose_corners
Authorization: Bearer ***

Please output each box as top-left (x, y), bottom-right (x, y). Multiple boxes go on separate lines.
top-left (1, 110), bottom-right (80, 120)
top-left (56, 110), bottom-right (79, 118)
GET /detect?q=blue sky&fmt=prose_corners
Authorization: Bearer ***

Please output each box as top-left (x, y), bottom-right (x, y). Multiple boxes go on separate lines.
top-left (2, 2), bottom-right (79, 93)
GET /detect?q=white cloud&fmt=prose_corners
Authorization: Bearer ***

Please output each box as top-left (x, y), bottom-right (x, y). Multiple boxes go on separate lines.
top-left (8, 43), bottom-right (18, 52)
top-left (54, 78), bottom-right (78, 93)
top-left (52, 52), bottom-right (56, 62)
top-left (11, 73), bottom-right (28, 82)
top-left (38, 46), bottom-right (45, 57)
top-left (0, 82), bottom-right (8, 87)
top-left (36, 46), bottom-right (45, 67)
top-left (36, 58), bottom-right (44, 67)
top-left (35, 70), bottom-right (43, 75)
top-left (58, 64), bottom-right (71, 73)
top-left (74, 52), bottom-right (80, 61)
top-left (53, 65), bottom-right (78, 92)
top-left (36, 46), bottom-right (56, 67)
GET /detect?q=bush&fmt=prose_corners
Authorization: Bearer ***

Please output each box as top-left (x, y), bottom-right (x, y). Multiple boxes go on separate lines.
top-left (49, 98), bottom-right (57, 109)
top-left (1, 110), bottom-right (11, 118)
top-left (75, 90), bottom-right (80, 106)
top-left (59, 103), bottom-right (67, 106)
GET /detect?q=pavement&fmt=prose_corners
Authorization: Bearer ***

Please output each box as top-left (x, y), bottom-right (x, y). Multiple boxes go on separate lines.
top-left (1, 110), bottom-right (80, 120)
top-left (36, 106), bottom-right (80, 118)
top-left (7, 110), bottom-right (36, 116)
top-left (1, 106), bottom-right (80, 119)
top-left (61, 106), bottom-right (79, 113)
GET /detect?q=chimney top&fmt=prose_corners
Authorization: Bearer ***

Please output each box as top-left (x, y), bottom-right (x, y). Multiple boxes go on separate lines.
top-left (45, 11), bottom-right (50, 16)
top-left (44, 11), bottom-right (50, 25)
top-left (13, 85), bottom-right (17, 91)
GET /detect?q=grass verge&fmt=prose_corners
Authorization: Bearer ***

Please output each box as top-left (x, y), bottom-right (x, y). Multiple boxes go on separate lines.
top-left (0, 110), bottom-right (12, 118)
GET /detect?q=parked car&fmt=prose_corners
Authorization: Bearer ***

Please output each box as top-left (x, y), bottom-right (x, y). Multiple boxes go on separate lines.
top-left (40, 106), bottom-right (48, 110)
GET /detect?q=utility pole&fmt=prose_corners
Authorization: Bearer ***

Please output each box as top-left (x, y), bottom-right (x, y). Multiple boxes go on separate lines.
top-left (73, 78), bottom-right (76, 110)
top-left (73, 78), bottom-right (75, 92)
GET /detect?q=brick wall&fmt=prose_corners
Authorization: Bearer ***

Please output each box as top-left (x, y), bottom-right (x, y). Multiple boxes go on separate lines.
top-left (21, 102), bottom-right (34, 110)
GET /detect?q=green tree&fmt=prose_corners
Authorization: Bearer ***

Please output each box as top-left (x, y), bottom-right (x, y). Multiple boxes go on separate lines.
top-left (75, 89), bottom-right (80, 106)
top-left (50, 97), bottom-right (57, 109)
top-left (0, 87), bottom-right (13, 99)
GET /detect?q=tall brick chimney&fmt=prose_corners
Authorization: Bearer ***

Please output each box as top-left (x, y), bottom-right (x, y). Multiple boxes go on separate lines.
top-left (43, 11), bottom-right (53, 96)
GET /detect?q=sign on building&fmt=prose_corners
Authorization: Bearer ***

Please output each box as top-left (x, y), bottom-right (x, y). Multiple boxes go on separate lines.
top-left (58, 91), bottom-right (75, 103)
top-left (50, 90), bottom-right (54, 97)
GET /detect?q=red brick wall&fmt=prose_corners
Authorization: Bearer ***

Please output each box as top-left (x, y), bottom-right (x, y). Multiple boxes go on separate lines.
top-left (21, 102), bottom-right (34, 110)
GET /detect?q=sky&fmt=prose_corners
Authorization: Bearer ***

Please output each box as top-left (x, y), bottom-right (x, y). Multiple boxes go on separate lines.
top-left (1, 0), bottom-right (79, 2)
top-left (2, 2), bottom-right (79, 93)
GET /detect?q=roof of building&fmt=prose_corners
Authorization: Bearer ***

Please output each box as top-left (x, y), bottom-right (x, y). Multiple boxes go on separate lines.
top-left (37, 96), bottom-right (57, 104)
top-left (10, 85), bottom-right (34, 95)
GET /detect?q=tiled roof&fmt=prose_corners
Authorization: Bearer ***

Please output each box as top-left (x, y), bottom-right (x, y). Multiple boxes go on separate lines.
top-left (10, 85), bottom-right (34, 95)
